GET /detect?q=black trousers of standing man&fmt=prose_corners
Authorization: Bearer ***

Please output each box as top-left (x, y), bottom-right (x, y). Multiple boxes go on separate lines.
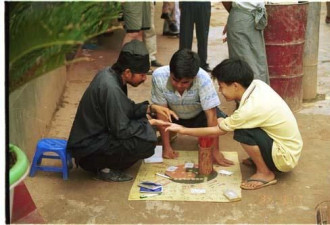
top-left (179, 2), bottom-right (211, 68)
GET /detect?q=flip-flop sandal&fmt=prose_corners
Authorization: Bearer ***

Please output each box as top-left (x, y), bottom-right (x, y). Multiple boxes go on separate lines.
top-left (240, 178), bottom-right (278, 190)
top-left (242, 158), bottom-right (256, 168)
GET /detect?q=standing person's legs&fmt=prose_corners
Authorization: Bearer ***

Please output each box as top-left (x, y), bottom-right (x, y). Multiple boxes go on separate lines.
top-left (160, 1), bottom-right (171, 35)
top-left (162, 2), bottom-right (179, 35)
top-left (179, 2), bottom-right (194, 50)
top-left (174, 1), bottom-right (181, 31)
top-left (143, 2), bottom-right (160, 66)
top-left (227, 8), bottom-right (269, 84)
top-left (161, 2), bottom-right (174, 19)
top-left (122, 2), bottom-right (151, 46)
top-left (195, 2), bottom-right (211, 69)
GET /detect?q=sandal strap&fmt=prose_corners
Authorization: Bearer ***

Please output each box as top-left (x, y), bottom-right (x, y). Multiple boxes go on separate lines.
top-left (246, 178), bottom-right (269, 184)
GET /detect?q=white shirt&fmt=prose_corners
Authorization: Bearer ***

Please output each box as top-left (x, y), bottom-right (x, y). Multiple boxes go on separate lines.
top-left (232, 1), bottom-right (265, 11)
top-left (151, 66), bottom-right (220, 119)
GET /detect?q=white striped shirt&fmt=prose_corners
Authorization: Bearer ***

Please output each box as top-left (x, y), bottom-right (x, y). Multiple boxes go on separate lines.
top-left (151, 66), bottom-right (220, 119)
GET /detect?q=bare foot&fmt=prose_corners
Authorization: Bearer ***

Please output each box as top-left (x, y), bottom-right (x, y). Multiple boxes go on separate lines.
top-left (163, 150), bottom-right (179, 159)
top-left (212, 150), bottom-right (234, 166)
top-left (241, 171), bottom-right (276, 190)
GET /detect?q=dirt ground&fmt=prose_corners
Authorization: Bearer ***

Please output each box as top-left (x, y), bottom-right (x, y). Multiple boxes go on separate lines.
top-left (23, 2), bottom-right (330, 224)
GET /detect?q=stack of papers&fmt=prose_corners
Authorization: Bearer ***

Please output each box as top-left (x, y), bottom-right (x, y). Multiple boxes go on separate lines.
top-left (138, 181), bottom-right (163, 193)
top-left (144, 146), bottom-right (163, 163)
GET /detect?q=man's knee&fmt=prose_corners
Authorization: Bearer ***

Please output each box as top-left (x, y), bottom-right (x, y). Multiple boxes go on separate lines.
top-left (137, 140), bottom-right (157, 158)
top-left (233, 129), bottom-right (257, 146)
top-left (123, 137), bottom-right (156, 159)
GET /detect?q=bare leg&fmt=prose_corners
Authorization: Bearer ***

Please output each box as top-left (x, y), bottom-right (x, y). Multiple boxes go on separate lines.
top-left (240, 143), bottom-right (275, 189)
top-left (242, 157), bottom-right (255, 167)
top-left (122, 31), bottom-right (143, 46)
top-left (212, 136), bottom-right (234, 166)
top-left (156, 113), bottom-right (179, 159)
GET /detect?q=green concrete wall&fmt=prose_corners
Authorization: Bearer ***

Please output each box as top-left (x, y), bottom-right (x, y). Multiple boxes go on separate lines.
top-left (9, 66), bottom-right (67, 160)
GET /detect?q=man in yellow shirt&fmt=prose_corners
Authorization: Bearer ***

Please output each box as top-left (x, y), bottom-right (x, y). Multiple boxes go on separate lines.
top-left (166, 58), bottom-right (303, 190)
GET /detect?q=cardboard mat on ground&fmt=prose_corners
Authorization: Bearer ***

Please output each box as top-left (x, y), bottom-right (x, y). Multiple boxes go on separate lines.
top-left (128, 151), bottom-right (242, 202)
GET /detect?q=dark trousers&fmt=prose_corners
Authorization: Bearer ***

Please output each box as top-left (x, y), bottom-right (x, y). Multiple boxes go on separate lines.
top-left (234, 128), bottom-right (279, 172)
top-left (78, 137), bottom-right (156, 173)
top-left (179, 2), bottom-right (211, 67)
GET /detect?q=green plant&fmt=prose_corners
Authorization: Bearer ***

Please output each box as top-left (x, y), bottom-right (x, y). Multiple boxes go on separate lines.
top-left (9, 2), bottom-right (122, 92)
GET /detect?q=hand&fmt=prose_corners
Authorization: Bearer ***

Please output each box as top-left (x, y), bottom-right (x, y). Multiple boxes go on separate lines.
top-left (149, 119), bottom-right (171, 127)
top-left (212, 150), bottom-right (234, 167)
top-left (152, 105), bottom-right (179, 122)
top-left (165, 123), bottom-right (184, 133)
top-left (222, 24), bottom-right (227, 43)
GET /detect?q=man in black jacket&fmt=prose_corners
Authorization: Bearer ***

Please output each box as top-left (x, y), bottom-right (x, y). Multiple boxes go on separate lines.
top-left (67, 40), bottom-right (177, 182)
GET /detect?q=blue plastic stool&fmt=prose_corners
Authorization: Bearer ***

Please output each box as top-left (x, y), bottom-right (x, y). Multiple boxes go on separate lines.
top-left (29, 138), bottom-right (73, 180)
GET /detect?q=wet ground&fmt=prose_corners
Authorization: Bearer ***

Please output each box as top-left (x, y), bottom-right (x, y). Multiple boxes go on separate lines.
top-left (22, 2), bottom-right (330, 224)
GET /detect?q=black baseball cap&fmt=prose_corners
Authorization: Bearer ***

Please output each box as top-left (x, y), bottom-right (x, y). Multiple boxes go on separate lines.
top-left (117, 40), bottom-right (150, 74)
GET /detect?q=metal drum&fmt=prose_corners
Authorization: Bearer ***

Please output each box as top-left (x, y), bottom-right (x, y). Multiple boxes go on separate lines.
top-left (264, 3), bottom-right (308, 111)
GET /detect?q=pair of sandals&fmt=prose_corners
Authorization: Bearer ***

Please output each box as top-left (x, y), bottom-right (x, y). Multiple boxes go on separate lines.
top-left (241, 158), bottom-right (277, 190)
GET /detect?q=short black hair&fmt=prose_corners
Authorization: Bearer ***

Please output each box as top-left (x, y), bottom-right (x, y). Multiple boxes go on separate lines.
top-left (211, 58), bottom-right (254, 88)
top-left (169, 49), bottom-right (200, 79)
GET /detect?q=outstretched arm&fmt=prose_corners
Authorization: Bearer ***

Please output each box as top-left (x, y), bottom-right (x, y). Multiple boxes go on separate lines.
top-left (166, 119), bottom-right (228, 137)
top-left (166, 119), bottom-right (233, 166)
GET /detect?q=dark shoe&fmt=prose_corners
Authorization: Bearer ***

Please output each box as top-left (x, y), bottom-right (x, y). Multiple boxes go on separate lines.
top-left (95, 169), bottom-right (133, 182)
top-left (161, 13), bottom-right (170, 20)
top-left (151, 60), bottom-right (163, 67)
top-left (202, 64), bottom-right (212, 72)
top-left (163, 31), bottom-right (180, 37)
top-left (169, 23), bottom-right (179, 34)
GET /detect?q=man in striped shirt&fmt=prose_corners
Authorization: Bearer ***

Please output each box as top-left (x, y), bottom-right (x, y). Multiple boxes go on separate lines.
top-left (151, 49), bottom-right (233, 166)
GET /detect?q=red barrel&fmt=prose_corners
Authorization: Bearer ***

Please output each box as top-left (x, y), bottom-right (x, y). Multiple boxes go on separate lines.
top-left (264, 3), bottom-right (308, 111)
